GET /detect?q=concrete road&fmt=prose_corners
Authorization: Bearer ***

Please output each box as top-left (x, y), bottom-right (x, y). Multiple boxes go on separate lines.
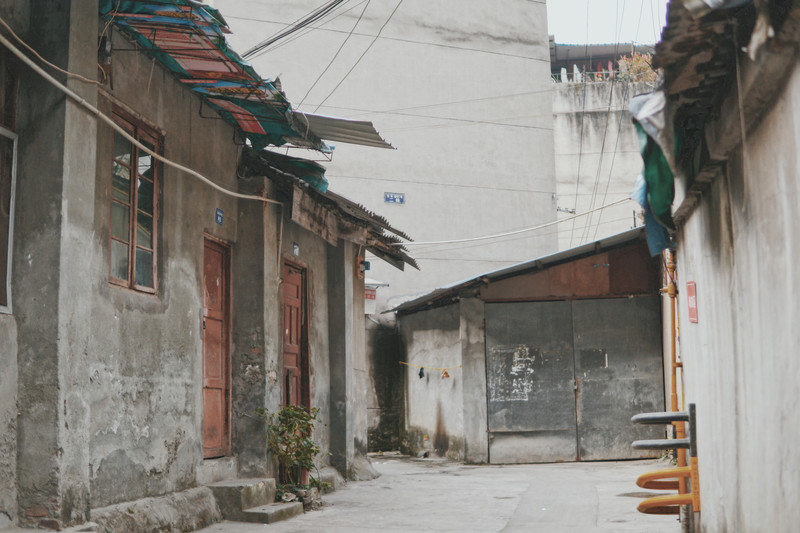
top-left (198, 456), bottom-right (681, 533)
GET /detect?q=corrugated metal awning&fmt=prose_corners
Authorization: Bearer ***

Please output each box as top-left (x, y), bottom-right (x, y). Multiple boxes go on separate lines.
top-left (300, 113), bottom-right (394, 150)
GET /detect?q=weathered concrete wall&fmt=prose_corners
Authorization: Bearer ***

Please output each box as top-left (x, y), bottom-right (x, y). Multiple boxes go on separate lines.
top-left (11, 1), bottom-right (93, 527)
top-left (221, 0), bottom-right (558, 311)
top-left (459, 298), bottom-right (487, 464)
top-left (0, 9), bottom-right (26, 512)
top-left (676, 58), bottom-right (800, 533)
top-left (350, 251), bottom-right (369, 458)
top-left (553, 81), bottom-right (651, 250)
top-left (230, 175), bottom-right (272, 479)
top-left (0, 315), bottom-right (16, 528)
top-left (399, 305), bottom-right (464, 459)
top-left (366, 320), bottom-right (406, 453)
top-left (68, 20), bottom-right (243, 515)
top-left (327, 239), bottom-right (354, 474)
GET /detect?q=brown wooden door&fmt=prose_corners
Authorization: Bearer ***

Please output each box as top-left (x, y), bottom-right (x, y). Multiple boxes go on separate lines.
top-left (203, 239), bottom-right (231, 458)
top-left (283, 262), bottom-right (309, 407)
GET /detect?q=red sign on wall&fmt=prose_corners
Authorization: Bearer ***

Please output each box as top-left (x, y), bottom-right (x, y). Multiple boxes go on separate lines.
top-left (686, 281), bottom-right (698, 323)
top-left (365, 288), bottom-right (377, 301)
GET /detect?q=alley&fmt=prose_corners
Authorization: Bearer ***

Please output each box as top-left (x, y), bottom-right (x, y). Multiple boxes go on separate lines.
top-left (199, 457), bottom-right (679, 533)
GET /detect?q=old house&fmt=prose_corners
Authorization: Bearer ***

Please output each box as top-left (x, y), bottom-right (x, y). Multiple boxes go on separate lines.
top-left (633, 0), bottom-right (800, 530)
top-left (0, 1), bottom-right (413, 530)
top-left (386, 228), bottom-right (667, 464)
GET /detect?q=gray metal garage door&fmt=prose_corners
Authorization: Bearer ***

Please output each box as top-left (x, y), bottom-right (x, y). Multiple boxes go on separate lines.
top-left (485, 296), bottom-right (664, 464)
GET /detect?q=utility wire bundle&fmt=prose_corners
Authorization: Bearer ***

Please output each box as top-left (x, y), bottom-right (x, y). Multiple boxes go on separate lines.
top-left (242, 0), bottom-right (348, 58)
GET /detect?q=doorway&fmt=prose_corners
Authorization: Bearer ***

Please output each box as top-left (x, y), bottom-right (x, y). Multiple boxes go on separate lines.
top-left (202, 238), bottom-right (231, 458)
top-left (282, 260), bottom-right (309, 407)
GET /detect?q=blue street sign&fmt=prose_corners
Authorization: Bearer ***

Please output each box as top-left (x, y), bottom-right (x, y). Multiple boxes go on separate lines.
top-left (384, 192), bottom-right (405, 204)
top-left (215, 208), bottom-right (223, 225)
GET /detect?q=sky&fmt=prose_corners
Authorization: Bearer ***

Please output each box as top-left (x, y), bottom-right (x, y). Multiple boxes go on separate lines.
top-left (546, 0), bottom-right (670, 45)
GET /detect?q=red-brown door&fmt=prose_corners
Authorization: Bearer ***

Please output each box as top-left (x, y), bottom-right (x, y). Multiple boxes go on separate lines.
top-left (203, 238), bottom-right (231, 458)
top-left (283, 261), bottom-right (309, 407)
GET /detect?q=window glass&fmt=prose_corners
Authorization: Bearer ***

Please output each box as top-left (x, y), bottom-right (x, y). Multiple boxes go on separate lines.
top-left (136, 211), bottom-right (152, 249)
top-left (137, 177), bottom-right (153, 214)
top-left (112, 163), bottom-right (130, 202)
top-left (109, 111), bottom-right (159, 292)
top-left (135, 248), bottom-right (153, 288)
top-left (113, 130), bottom-right (131, 164)
top-left (111, 201), bottom-right (130, 241)
top-left (110, 240), bottom-right (129, 281)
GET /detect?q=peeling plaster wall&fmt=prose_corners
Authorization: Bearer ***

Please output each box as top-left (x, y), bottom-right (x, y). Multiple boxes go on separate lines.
top-left (677, 58), bottom-right (800, 533)
top-left (0, 315), bottom-right (17, 528)
top-left (12, 1), bottom-right (92, 527)
top-left (552, 81), bottom-right (651, 250)
top-left (0, 5), bottom-right (27, 522)
top-left (399, 305), bottom-right (464, 460)
top-left (81, 23), bottom-right (241, 511)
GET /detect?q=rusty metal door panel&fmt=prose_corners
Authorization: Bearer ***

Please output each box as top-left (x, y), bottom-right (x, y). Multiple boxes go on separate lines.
top-left (572, 296), bottom-right (665, 460)
top-left (485, 301), bottom-right (577, 463)
top-left (203, 239), bottom-right (230, 458)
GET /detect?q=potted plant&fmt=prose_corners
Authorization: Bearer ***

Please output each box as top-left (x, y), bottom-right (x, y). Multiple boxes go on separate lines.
top-left (256, 404), bottom-right (323, 494)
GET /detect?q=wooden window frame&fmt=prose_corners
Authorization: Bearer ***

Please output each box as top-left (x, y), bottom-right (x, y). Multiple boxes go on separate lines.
top-left (0, 48), bottom-right (18, 313)
top-left (108, 107), bottom-right (160, 293)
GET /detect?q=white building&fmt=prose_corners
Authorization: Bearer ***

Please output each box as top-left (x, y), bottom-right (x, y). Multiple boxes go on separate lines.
top-left (219, 0), bottom-right (558, 310)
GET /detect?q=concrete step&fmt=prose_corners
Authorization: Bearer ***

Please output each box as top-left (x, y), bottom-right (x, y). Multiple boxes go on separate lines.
top-left (197, 456), bottom-right (239, 485)
top-left (241, 502), bottom-right (304, 523)
top-left (207, 478), bottom-right (277, 521)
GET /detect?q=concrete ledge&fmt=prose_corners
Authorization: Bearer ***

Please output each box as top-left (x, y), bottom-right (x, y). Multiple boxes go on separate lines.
top-left (317, 466), bottom-right (346, 493)
top-left (196, 457), bottom-right (239, 485)
top-left (91, 487), bottom-right (221, 533)
top-left (241, 502), bottom-right (303, 523)
top-left (208, 478), bottom-right (276, 520)
top-left (61, 523), bottom-right (100, 532)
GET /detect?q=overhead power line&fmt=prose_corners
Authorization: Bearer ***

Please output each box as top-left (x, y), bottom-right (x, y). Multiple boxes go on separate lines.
top-left (299, 0), bottom-right (372, 106)
top-left (393, 198), bottom-right (629, 247)
top-left (313, 0), bottom-right (405, 112)
top-left (243, 0), bottom-right (349, 59)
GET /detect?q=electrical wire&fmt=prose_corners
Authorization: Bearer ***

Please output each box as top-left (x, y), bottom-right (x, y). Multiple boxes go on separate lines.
top-left (0, 26), bottom-right (281, 206)
top-left (243, 0), bottom-right (349, 59)
top-left (242, 0), bottom-right (369, 58)
top-left (324, 87), bottom-right (555, 118)
top-left (312, 0), bottom-right (404, 112)
top-left (298, 0), bottom-right (372, 107)
top-left (591, 82), bottom-right (632, 241)
top-left (0, 15), bottom-right (102, 86)
top-left (229, 14), bottom-right (549, 63)
top-left (567, 0), bottom-right (592, 248)
top-left (409, 214), bottom-right (634, 257)
top-left (392, 198), bottom-right (629, 247)
top-left (579, 0), bottom-right (626, 245)
top-left (326, 173), bottom-right (556, 194)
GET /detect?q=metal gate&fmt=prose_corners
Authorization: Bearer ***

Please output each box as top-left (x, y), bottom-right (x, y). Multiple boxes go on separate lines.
top-left (485, 296), bottom-right (664, 464)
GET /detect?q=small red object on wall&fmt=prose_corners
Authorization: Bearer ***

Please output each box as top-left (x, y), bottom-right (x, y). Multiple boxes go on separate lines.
top-left (686, 281), bottom-right (698, 323)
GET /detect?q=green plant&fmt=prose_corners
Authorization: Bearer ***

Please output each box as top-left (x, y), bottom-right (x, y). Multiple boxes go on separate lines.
top-left (617, 52), bottom-right (659, 83)
top-left (256, 404), bottom-right (322, 486)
